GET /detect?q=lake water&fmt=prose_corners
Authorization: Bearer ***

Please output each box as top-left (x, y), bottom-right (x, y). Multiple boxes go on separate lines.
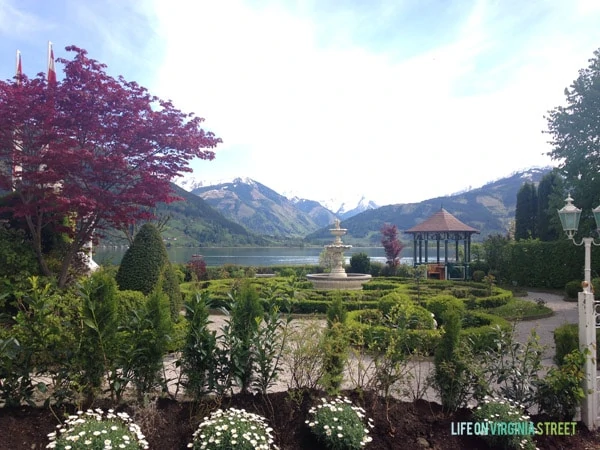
top-left (94, 246), bottom-right (405, 267)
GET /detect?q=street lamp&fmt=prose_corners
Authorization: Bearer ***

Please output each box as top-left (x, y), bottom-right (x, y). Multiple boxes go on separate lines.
top-left (557, 194), bottom-right (600, 430)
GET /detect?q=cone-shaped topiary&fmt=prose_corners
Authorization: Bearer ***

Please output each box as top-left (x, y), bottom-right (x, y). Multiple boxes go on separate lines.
top-left (115, 223), bottom-right (169, 295)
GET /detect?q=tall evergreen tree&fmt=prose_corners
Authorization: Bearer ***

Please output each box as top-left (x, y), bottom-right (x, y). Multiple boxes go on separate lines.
top-left (514, 183), bottom-right (538, 240)
top-left (545, 48), bottom-right (600, 232)
top-left (536, 171), bottom-right (564, 241)
top-left (115, 223), bottom-right (169, 294)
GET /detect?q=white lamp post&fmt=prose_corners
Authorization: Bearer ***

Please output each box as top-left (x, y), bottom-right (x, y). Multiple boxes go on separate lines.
top-left (557, 194), bottom-right (600, 430)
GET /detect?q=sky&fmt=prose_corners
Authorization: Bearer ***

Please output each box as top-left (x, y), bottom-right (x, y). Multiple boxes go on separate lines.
top-left (2, 0), bottom-right (600, 208)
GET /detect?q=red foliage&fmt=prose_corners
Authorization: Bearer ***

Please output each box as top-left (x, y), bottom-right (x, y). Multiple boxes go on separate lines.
top-left (0, 46), bottom-right (221, 286)
top-left (187, 256), bottom-right (208, 281)
top-left (381, 223), bottom-right (404, 268)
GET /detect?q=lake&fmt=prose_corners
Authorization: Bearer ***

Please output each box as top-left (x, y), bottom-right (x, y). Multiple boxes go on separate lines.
top-left (93, 246), bottom-right (407, 267)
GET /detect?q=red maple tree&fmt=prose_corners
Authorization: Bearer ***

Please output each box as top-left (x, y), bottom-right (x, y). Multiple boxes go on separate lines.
top-left (0, 46), bottom-right (220, 287)
top-left (381, 223), bottom-right (404, 269)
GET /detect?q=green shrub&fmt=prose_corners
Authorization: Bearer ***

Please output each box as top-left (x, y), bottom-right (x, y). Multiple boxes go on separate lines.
top-left (77, 270), bottom-right (119, 398)
top-left (321, 298), bottom-right (349, 394)
top-left (0, 223), bottom-right (39, 280)
top-left (554, 323), bottom-right (600, 365)
top-left (471, 270), bottom-right (486, 282)
top-left (538, 349), bottom-right (586, 421)
top-left (388, 302), bottom-right (435, 330)
top-left (180, 292), bottom-right (217, 399)
top-left (116, 290), bottom-right (146, 317)
top-left (161, 263), bottom-right (183, 322)
top-left (369, 261), bottom-right (384, 277)
top-left (593, 277), bottom-right (600, 300)
top-left (349, 252), bottom-right (371, 274)
top-left (115, 223), bottom-right (169, 295)
top-left (565, 280), bottom-right (582, 299)
top-left (425, 295), bottom-right (465, 325)
top-left (227, 281), bottom-right (264, 394)
top-left (432, 306), bottom-right (474, 412)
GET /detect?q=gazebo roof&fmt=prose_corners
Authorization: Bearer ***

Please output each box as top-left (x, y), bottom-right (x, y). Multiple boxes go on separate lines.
top-left (405, 208), bottom-right (479, 234)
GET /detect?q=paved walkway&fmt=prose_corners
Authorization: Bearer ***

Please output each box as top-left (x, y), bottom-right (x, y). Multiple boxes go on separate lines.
top-left (515, 291), bottom-right (578, 365)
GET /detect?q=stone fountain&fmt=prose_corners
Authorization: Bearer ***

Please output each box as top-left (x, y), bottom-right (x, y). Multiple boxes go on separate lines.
top-left (306, 219), bottom-right (372, 290)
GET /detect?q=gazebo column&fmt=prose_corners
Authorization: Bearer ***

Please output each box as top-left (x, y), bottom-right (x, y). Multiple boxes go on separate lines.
top-left (413, 237), bottom-right (418, 267)
top-left (464, 236), bottom-right (469, 279)
top-left (455, 239), bottom-right (459, 263)
top-left (436, 236), bottom-right (441, 263)
top-left (425, 238), bottom-right (429, 263)
top-left (444, 237), bottom-right (448, 264)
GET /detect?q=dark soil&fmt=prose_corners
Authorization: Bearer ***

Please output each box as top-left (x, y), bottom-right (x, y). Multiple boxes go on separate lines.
top-left (1, 390), bottom-right (599, 450)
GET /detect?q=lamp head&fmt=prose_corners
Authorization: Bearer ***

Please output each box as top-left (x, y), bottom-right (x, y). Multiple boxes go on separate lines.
top-left (557, 194), bottom-right (581, 239)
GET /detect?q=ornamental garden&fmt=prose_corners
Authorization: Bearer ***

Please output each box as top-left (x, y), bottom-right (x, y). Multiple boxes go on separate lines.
top-left (2, 223), bottom-right (595, 449)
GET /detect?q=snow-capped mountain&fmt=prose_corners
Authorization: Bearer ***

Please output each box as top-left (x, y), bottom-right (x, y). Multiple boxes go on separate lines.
top-left (177, 176), bottom-right (379, 221)
top-left (336, 196), bottom-right (380, 220)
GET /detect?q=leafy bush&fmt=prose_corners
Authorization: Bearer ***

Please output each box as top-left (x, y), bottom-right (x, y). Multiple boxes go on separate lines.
top-left (227, 281), bottom-right (264, 394)
top-left (306, 396), bottom-right (373, 450)
top-left (180, 292), bottom-right (218, 399)
top-left (387, 302), bottom-right (435, 330)
top-left (0, 223), bottom-right (39, 279)
top-left (471, 270), bottom-right (486, 282)
top-left (553, 323), bottom-right (600, 365)
top-left (425, 295), bottom-right (465, 325)
top-left (473, 396), bottom-right (535, 450)
top-left (431, 306), bottom-right (480, 412)
top-left (115, 223), bottom-right (169, 295)
top-left (283, 320), bottom-right (326, 390)
top-left (77, 270), bottom-right (119, 398)
top-left (320, 297), bottom-right (349, 395)
top-left (349, 252), bottom-right (371, 274)
top-left (188, 408), bottom-right (277, 449)
top-left (537, 349), bottom-right (586, 421)
top-left (47, 408), bottom-right (149, 449)
top-left (482, 328), bottom-right (543, 410)
top-left (565, 280), bottom-right (582, 299)
top-left (161, 263), bottom-right (184, 322)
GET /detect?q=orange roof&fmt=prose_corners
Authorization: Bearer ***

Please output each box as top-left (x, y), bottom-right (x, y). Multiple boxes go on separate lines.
top-left (405, 208), bottom-right (479, 233)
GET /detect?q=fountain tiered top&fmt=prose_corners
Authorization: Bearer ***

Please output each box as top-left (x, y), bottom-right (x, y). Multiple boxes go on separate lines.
top-left (306, 219), bottom-right (371, 290)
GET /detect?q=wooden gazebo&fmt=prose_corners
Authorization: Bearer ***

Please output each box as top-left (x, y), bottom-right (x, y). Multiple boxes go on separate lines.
top-left (404, 208), bottom-right (479, 280)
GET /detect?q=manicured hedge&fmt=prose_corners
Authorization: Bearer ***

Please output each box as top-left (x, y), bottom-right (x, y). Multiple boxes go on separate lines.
top-left (501, 240), bottom-right (600, 289)
top-left (554, 323), bottom-right (600, 365)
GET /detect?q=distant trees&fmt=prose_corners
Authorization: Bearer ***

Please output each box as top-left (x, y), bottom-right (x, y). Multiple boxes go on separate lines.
top-left (514, 171), bottom-right (564, 241)
top-left (514, 183), bottom-right (537, 240)
top-left (545, 47), bottom-right (600, 232)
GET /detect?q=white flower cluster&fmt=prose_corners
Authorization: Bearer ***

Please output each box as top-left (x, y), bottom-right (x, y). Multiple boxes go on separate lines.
top-left (475, 396), bottom-right (538, 450)
top-left (306, 396), bottom-right (374, 448)
top-left (477, 396), bottom-right (531, 422)
top-left (188, 407), bottom-right (278, 450)
top-left (46, 408), bottom-right (148, 449)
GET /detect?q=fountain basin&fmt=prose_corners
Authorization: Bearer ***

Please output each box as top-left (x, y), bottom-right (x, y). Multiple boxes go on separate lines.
top-left (306, 273), bottom-right (372, 290)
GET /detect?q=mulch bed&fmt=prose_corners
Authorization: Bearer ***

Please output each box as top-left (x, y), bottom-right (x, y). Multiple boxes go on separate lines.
top-left (1, 390), bottom-right (598, 449)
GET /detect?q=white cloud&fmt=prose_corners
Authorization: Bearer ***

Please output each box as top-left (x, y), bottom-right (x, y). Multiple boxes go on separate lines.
top-left (7, 0), bottom-right (595, 207)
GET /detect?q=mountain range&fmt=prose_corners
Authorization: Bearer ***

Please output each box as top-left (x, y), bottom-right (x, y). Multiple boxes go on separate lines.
top-left (101, 167), bottom-right (552, 247)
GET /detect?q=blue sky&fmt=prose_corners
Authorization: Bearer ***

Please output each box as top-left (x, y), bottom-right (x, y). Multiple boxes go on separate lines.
top-left (2, 0), bottom-right (600, 208)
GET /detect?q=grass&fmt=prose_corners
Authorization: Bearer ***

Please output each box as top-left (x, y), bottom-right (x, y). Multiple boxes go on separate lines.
top-left (489, 298), bottom-right (554, 321)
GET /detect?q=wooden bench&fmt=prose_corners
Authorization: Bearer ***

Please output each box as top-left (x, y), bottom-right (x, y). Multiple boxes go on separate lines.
top-left (427, 264), bottom-right (445, 280)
